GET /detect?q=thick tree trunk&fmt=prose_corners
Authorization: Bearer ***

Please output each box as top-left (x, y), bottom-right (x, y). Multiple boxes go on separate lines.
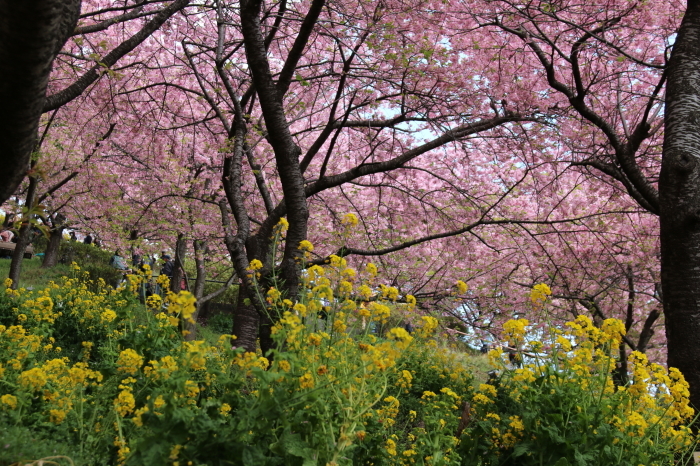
top-left (9, 224), bottom-right (33, 289)
top-left (227, 0), bottom-right (317, 357)
top-left (41, 225), bottom-right (64, 268)
top-left (0, 0), bottom-right (81, 205)
top-left (240, 0), bottom-right (311, 304)
top-left (659, 0), bottom-right (700, 411)
top-left (8, 175), bottom-right (38, 289)
top-left (170, 233), bottom-right (187, 293)
top-left (193, 240), bottom-right (206, 305)
top-left (185, 239), bottom-right (207, 341)
top-left (232, 285), bottom-right (260, 353)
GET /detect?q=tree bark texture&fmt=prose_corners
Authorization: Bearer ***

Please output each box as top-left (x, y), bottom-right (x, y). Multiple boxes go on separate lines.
top-left (186, 239), bottom-right (207, 341)
top-left (227, 0), bottom-right (319, 357)
top-left (9, 175), bottom-right (39, 289)
top-left (0, 0), bottom-right (81, 205)
top-left (42, 224), bottom-right (64, 268)
top-left (660, 0), bottom-right (700, 411)
top-left (240, 0), bottom-right (311, 300)
top-left (232, 286), bottom-right (260, 353)
top-left (171, 233), bottom-right (187, 293)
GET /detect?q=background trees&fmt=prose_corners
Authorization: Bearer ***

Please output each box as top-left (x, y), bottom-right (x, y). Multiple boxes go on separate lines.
top-left (2, 0), bottom-right (698, 404)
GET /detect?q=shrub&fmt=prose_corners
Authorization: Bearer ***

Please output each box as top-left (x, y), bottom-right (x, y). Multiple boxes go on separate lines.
top-left (0, 262), bottom-right (695, 466)
top-left (458, 315), bottom-right (697, 466)
top-left (58, 242), bottom-right (122, 287)
top-left (206, 311), bottom-right (234, 334)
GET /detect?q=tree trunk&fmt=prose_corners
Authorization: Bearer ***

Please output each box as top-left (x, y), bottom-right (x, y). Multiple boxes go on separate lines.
top-left (193, 240), bottom-right (206, 305)
top-left (0, 0), bottom-right (81, 205)
top-left (240, 0), bottom-right (311, 305)
top-left (232, 285), bottom-right (260, 353)
top-left (659, 0), bottom-right (700, 412)
top-left (186, 239), bottom-right (207, 341)
top-left (170, 233), bottom-right (187, 293)
top-left (9, 224), bottom-right (33, 289)
top-left (8, 175), bottom-right (38, 289)
top-left (229, 0), bottom-right (315, 357)
top-left (41, 224), bottom-right (64, 268)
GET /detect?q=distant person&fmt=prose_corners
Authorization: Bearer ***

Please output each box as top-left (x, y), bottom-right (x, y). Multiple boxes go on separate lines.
top-left (84, 234), bottom-right (93, 245)
top-left (109, 249), bottom-right (129, 272)
top-left (0, 229), bottom-right (13, 242)
top-left (132, 250), bottom-right (142, 267)
top-left (70, 231), bottom-right (77, 241)
top-left (161, 254), bottom-right (175, 279)
top-left (109, 249), bottom-right (131, 287)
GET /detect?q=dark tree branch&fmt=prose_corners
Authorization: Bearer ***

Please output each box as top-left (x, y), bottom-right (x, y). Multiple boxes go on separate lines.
top-left (43, 0), bottom-right (191, 112)
top-left (0, 0), bottom-right (81, 205)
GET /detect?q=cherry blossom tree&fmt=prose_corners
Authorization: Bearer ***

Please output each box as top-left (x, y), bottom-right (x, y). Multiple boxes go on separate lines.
top-left (0, 0), bottom-right (81, 205)
top-left (2, 0), bottom-right (193, 285)
top-left (660, 0), bottom-right (700, 413)
top-left (7, 0), bottom-right (700, 404)
top-left (81, 0), bottom-right (680, 364)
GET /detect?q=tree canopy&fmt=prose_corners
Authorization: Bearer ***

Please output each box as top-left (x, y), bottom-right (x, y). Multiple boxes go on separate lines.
top-left (2, 0), bottom-right (700, 408)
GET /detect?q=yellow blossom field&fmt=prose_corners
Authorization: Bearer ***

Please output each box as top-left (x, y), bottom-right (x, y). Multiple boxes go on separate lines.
top-left (0, 262), bottom-right (696, 466)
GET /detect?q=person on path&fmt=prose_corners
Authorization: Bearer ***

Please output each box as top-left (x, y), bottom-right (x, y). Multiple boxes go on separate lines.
top-left (109, 249), bottom-right (131, 287)
top-left (161, 254), bottom-right (175, 279)
top-left (0, 229), bottom-right (13, 242)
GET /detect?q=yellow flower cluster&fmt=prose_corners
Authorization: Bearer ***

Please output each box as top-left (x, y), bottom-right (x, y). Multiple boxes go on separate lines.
top-left (146, 294), bottom-right (163, 310)
top-left (298, 240), bottom-right (314, 252)
top-left (342, 212), bottom-right (359, 227)
top-left (502, 318), bottom-right (528, 346)
top-left (166, 290), bottom-right (197, 324)
top-left (479, 315), bottom-right (697, 455)
top-left (233, 351), bottom-right (270, 375)
top-left (248, 259), bottom-right (263, 271)
top-left (276, 217), bottom-right (289, 233)
top-left (455, 280), bottom-right (468, 294)
top-left (144, 355), bottom-right (179, 380)
top-left (117, 349), bottom-right (144, 375)
top-left (529, 282), bottom-right (551, 308)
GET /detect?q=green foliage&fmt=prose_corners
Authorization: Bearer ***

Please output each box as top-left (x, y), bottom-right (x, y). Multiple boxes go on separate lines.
top-left (58, 242), bottom-right (123, 286)
top-left (206, 311), bottom-right (234, 334)
top-left (0, 257), bottom-right (71, 290)
top-left (458, 316), bottom-right (698, 466)
top-left (0, 265), bottom-right (695, 466)
top-left (0, 425), bottom-right (84, 466)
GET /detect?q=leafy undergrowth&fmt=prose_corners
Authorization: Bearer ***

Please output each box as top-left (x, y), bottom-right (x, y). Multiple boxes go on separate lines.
top-left (0, 241), bottom-right (122, 292)
top-left (0, 261), bottom-right (696, 466)
top-left (0, 257), bottom-right (71, 291)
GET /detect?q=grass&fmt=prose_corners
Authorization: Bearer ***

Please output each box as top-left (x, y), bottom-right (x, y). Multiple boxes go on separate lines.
top-left (0, 257), bottom-right (72, 290)
top-left (0, 426), bottom-right (81, 466)
top-left (0, 254), bottom-right (233, 348)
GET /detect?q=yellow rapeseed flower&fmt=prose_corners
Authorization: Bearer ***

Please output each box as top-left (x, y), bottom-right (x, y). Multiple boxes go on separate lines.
top-left (117, 349), bottom-right (144, 375)
top-left (529, 283), bottom-right (551, 308)
top-left (248, 259), bottom-right (263, 271)
top-left (298, 240), bottom-right (314, 252)
top-left (0, 394), bottom-right (17, 409)
top-left (299, 372), bottom-right (315, 389)
top-left (455, 280), bottom-right (468, 294)
top-left (342, 212), bottom-right (359, 227)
